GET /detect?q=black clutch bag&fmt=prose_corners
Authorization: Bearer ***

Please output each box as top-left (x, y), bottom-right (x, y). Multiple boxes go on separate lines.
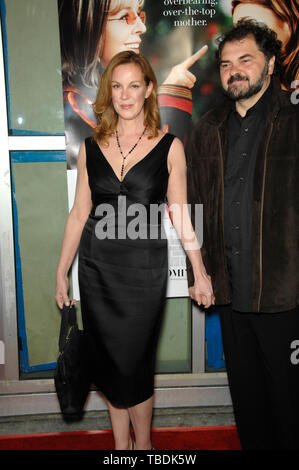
top-left (54, 303), bottom-right (92, 418)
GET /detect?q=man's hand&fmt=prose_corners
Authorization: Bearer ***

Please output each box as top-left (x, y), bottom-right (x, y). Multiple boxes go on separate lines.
top-left (189, 271), bottom-right (215, 309)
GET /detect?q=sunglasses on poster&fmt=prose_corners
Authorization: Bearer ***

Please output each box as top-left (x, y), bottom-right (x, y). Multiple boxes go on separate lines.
top-left (107, 11), bottom-right (146, 25)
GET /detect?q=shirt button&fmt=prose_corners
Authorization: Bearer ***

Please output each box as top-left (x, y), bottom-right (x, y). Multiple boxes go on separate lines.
top-left (233, 225), bottom-right (240, 230)
top-left (244, 127), bottom-right (249, 132)
top-left (233, 250), bottom-right (240, 255)
top-left (241, 152), bottom-right (247, 158)
top-left (239, 177), bottom-right (245, 182)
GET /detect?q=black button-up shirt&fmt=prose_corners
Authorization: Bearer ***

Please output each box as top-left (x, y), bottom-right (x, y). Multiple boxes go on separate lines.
top-left (224, 83), bottom-right (272, 312)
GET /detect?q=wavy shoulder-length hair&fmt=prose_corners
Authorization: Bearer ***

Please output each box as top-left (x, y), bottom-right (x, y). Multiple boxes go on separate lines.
top-left (92, 51), bottom-right (160, 145)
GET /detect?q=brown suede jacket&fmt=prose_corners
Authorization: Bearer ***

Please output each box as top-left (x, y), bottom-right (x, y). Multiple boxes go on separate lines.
top-left (186, 77), bottom-right (298, 313)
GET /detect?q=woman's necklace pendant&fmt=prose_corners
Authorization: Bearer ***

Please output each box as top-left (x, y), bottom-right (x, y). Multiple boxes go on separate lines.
top-left (116, 127), bottom-right (147, 181)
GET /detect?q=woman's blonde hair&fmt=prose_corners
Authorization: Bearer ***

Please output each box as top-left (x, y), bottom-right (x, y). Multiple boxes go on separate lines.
top-left (109, 0), bottom-right (144, 15)
top-left (92, 51), bottom-right (160, 145)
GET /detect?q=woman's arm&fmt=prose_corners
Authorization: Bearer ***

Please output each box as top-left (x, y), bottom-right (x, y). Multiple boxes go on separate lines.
top-left (55, 141), bottom-right (92, 308)
top-left (166, 137), bottom-right (214, 309)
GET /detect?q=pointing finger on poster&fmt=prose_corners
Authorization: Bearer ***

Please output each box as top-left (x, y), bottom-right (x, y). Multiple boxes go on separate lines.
top-left (163, 45), bottom-right (208, 89)
top-left (180, 45), bottom-right (209, 70)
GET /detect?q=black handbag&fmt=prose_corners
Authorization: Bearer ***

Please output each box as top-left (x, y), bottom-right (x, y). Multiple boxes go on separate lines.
top-left (54, 303), bottom-right (92, 418)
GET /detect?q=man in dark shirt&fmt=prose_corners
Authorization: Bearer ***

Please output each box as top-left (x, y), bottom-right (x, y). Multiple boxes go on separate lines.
top-left (187, 20), bottom-right (299, 449)
top-left (224, 82), bottom-right (272, 311)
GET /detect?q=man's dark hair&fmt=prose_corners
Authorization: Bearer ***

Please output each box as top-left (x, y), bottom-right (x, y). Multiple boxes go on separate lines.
top-left (216, 19), bottom-right (283, 75)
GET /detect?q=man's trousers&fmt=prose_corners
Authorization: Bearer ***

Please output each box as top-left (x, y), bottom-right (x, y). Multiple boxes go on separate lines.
top-left (219, 305), bottom-right (299, 450)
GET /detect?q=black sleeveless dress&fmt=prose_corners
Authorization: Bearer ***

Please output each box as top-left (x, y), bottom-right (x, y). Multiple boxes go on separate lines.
top-left (78, 133), bottom-right (175, 407)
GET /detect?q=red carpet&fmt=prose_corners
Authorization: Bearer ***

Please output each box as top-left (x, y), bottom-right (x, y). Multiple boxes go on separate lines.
top-left (0, 425), bottom-right (241, 450)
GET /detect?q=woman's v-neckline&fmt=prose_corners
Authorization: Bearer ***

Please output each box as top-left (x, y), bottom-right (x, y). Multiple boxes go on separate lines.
top-left (96, 134), bottom-right (168, 183)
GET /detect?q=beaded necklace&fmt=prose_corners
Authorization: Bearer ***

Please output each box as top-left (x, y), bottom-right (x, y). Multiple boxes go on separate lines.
top-left (115, 127), bottom-right (147, 181)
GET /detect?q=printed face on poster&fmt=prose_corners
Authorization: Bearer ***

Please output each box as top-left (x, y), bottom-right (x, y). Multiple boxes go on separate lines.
top-left (57, 0), bottom-right (299, 298)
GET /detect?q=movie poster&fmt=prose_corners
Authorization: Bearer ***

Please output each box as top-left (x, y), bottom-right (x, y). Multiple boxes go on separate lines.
top-left (57, 0), bottom-right (299, 298)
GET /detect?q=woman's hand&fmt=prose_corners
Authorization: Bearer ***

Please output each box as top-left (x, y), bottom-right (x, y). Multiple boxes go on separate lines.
top-left (189, 271), bottom-right (215, 309)
top-left (163, 45), bottom-right (208, 89)
top-left (55, 274), bottom-right (71, 309)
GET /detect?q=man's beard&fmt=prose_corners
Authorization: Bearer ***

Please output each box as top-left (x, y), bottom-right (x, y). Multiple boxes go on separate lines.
top-left (224, 60), bottom-right (269, 101)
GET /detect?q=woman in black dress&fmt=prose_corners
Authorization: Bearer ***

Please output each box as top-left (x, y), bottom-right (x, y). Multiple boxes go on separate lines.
top-left (56, 51), bottom-right (214, 450)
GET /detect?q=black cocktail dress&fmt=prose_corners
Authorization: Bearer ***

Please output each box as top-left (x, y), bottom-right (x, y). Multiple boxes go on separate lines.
top-left (78, 133), bottom-right (175, 407)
